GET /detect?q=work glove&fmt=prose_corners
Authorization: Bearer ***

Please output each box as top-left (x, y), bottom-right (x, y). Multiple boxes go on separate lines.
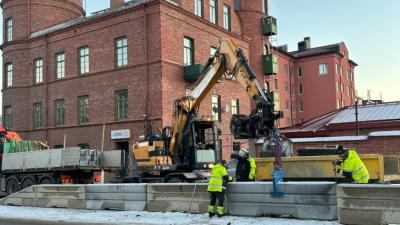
top-left (228, 176), bottom-right (233, 182)
top-left (332, 160), bottom-right (342, 166)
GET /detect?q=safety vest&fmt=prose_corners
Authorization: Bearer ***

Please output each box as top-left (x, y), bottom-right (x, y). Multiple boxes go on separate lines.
top-left (208, 163), bottom-right (228, 192)
top-left (248, 157), bottom-right (257, 180)
top-left (342, 150), bottom-right (369, 183)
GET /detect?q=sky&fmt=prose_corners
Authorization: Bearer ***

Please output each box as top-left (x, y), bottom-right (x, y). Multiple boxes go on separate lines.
top-left (0, 0), bottom-right (399, 113)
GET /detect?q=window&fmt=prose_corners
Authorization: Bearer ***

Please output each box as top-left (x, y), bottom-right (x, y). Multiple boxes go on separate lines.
top-left (184, 37), bottom-right (194, 66)
top-left (33, 103), bottom-right (42, 129)
top-left (209, 0), bottom-right (217, 24)
top-left (284, 64), bottom-right (289, 75)
top-left (337, 99), bottom-right (341, 109)
top-left (284, 82), bottom-right (289, 93)
top-left (34, 58), bottom-right (43, 84)
top-left (194, 0), bottom-right (203, 17)
top-left (78, 96), bottom-right (89, 124)
top-left (79, 47), bottom-right (89, 75)
top-left (298, 67), bottom-right (302, 77)
top-left (340, 65), bottom-right (343, 76)
top-left (116, 37), bottom-right (128, 68)
top-left (55, 99), bottom-right (65, 127)
top-left (55, 52), bottom-right (65, 79)
top-left (299, 101), bottom-right (304, 112)
top-left (78, 143), bottom-right (91, 149)
top-left (231, 98), bottom-right (239, 115)
top-left (336, 63), bottom-right (339, 75)
top-left (274, 79), bottom-right (278, 90)
top-left (212, 95), bottom-right (221, 122)
top-left (285, 99), bottom-right (289, 110)
top-left (223, 4), bottom-right (231, 31)
top-left (210, 46), bottom-right (217, 57)
top-left (319, 64), bottom-right (328, 75)
top-left (341, 83), bottom-right (344, 93)
top-left (5, 18), bottom-right (12, 42)
top-left (116, 90), bottom-right (128, 120)
top-left (3, 106), bottom-right (12, 129)
top-left (336, 81), bottom-right (340, 92)
top-left (299, 84), bottom-right (303, 95)
top-left (5, 63), bottom-right (12, 87)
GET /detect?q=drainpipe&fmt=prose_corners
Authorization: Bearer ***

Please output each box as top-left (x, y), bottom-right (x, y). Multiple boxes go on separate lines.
top-left (44, 34), bottom-right (49, 143)
top-left (143, 5), bottom-right (149, 119)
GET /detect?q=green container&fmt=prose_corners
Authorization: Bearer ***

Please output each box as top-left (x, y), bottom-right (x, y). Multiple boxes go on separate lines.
top-left (184, 64), bottom-right (204, 82)
top-left (262, 16), bottom-right (277, 36)
top-left (263, 54), bottom-right (278, 75)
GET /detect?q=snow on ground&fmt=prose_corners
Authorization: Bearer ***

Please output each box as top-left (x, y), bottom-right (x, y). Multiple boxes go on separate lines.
top-left (0, 206), bottom-right (340, 225)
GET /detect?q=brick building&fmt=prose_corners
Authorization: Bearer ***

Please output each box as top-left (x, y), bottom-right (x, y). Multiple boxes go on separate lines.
top-left (1, 0), bottom-right (358, 164)
top-left (266, 38), bottom-right (358, 128)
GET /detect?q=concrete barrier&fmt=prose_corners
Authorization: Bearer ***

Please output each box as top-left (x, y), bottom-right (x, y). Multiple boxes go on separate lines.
top-left (146, 183), bottom-right (215, 214)
top-left (0, 185), bottom-right (86, 209)
top-left (337, 184), bottom-right (400, 225)
top-left (85, 184), bottom-right (147, 211)
top-left (228, 182), bottom-right (337, 220)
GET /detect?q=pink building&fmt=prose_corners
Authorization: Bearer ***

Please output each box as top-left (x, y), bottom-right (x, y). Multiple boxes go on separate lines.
top-left (266, 37), bottom-right (357, 127)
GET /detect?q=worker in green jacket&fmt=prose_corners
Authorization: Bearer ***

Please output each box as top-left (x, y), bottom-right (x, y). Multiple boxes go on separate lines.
top-left (207, 160), bottom-right (232, 218)
top-left (333, 145), bottom-right (369, 183)
top-left (236, 148), bottom-right (256, 181)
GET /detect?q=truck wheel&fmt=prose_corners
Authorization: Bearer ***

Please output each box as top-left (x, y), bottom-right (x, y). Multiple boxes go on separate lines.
top-left (166, 177), bottom-right (187, 183)
top-left (6, 177), bottom-right (19, 195)
top-left (39, 177), bottom-right (54, 184)
top-left (21, 177), bottom-right (35, 189)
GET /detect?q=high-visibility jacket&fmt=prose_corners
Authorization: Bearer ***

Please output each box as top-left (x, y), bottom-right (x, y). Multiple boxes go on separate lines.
top-left (236, 157), bottom-right (257, 181)
top-left (341, 150), bottom-right (369, 183)
top-left (208, 163), bottom-right (229, 192)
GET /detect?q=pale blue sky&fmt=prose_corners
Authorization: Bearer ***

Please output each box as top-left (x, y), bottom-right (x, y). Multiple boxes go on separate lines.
top-left (1, 0), bottom-right (399, 110)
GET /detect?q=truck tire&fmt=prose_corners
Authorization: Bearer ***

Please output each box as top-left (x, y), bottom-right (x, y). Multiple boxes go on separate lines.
top-left (166, 177), bottom-right (187, 183)
top-left (21, 177), bottom-right (35, 190)
top-left (6, 177), bottom-right (20, 195)
top-left (39, 177), bottom-right (54, 184)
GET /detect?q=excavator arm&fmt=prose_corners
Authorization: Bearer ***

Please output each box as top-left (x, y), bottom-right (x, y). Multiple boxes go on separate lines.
top-left (169, 38), bottom-right (282, 159)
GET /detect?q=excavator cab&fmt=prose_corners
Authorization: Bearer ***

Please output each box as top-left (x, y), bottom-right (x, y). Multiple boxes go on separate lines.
top-left (190, 119), bottom-right (217, 170)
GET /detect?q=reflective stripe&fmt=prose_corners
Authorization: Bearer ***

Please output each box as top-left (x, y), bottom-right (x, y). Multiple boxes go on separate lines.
top-left (208, 183), bottom-right (226, 189)
top-left (355, 174), bottom-right (369, 183)
top-left (354, 165), bottom-right (365, 174)
top-left (210, 176), bottom-right (223, 181)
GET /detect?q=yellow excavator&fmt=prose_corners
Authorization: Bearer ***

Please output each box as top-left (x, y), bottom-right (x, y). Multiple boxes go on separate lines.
top-left (131, 38), bottom-right (282, 183)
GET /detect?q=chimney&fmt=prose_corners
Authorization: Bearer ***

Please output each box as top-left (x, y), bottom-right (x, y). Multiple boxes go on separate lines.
top-left (298, 37), bottom-right (311, 51)
top-left (110, 0), bottom-right (124, 9)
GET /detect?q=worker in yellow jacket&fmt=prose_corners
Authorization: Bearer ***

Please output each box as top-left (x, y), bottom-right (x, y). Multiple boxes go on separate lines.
top-left (207, 160), bottom-right (232, 218)
top-left (236, 148), bottom-right (257, 181)
top-left (334, 145), bottom-right (369, 183)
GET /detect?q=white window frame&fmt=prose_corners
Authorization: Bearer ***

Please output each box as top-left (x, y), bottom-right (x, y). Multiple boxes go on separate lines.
top-left (319, 63), bottom-right (328, 75)
top-left (34, 58), bottom-right (43, 84)
top-left (194, 0), bottom-right (203, 17)
top-left (55, 52), bottom-right (65, 79)
top-left (184, 37), bottom-right (194, 66)
top-left (299, 101), bottom-right (304, 112)
top-left (116, 37), bottom-right (128, 68)
top-left (79, 47), bottom-right (90, 75)
top-left (209, 0), bottom-right (217, 24)
top-left (5, 18), bottom-right (12, 42)
top-left (231, 98), bottom-right (239, 115)
top-left (5, 63), bottom-right (12, 87)
top-left (223, 4), bottom-right (231, 30)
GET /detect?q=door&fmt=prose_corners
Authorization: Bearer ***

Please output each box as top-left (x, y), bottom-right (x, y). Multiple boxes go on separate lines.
top-left (116, 142), bottom-right (130, 177)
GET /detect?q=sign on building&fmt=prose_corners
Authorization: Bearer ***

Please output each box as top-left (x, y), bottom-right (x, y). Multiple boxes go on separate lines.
top-left (111, 129), bottom-right (131, 140)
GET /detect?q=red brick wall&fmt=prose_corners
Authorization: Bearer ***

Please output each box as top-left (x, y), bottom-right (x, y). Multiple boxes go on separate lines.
top-left (293, 135), bottom-right (400, 156)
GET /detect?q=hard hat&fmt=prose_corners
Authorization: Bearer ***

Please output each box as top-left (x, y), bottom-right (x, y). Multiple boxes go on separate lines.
top-left (336, 145), bottom-right (348, 155)
top-left (219, 160), bottom-right (229, 168)
top-left (239, 148), bottom-right (248, 157)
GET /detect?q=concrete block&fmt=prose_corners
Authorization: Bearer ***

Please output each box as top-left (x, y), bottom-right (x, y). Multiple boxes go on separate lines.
top-left (228, 193), bottom-right (336, 205)
top-left (337, 184), bottom-right (400, 199)
top-left (147, 200), bottom-right (209, 213)
top-left (384, 155), bottom-right (400, 175)
top-left (338, 197), bottom-right (400, 211)
top-left (229, 202), bottom-right (337, 220)
top-left (34, 198), bottom-right (85, 209)
top-left (147, 184), bottom-right (208, 194)
top-left (36, 185), bottom-right (85, 193)
top-left (338, 208), bottom-right (394, 225)
top-left (35, 192), bottom-right (85, 200)
top-left (1, 197), bottom-right (34, 207)
top-left (86, 184), bottom-right (147, 193)
top-left (147, 193), bottom-right (209, 202)
top-left (228, 182), bottom-right (336, 195)
top-left (86, 192), bottom-right (146, 201)
top-left (85, 200), bottom-right (146, 211)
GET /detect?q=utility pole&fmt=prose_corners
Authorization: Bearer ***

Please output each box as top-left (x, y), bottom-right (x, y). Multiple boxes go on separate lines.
top-left (101, 122), bottom-right (106, 184)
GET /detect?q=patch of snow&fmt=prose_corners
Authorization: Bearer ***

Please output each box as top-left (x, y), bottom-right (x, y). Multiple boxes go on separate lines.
top-left (290, 136), bottom-right (368, 143)
top-left (369, 130), bottom-right (400, 137)
top-left (0, 206), bottom-right (340, 225)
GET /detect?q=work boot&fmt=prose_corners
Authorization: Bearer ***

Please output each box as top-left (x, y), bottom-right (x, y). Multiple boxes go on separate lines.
top-left (208, 205), bottom-right (215, 218)
top-left (217, 206), bottom-right (224, 217)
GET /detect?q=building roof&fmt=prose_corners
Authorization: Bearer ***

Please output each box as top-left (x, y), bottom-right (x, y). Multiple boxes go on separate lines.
top-left (31, 0), bottom-right (152, 38)
top-left (288, 43), bottom-right (341, 58)
top-left (281, 101), bottom-right (400, 137)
